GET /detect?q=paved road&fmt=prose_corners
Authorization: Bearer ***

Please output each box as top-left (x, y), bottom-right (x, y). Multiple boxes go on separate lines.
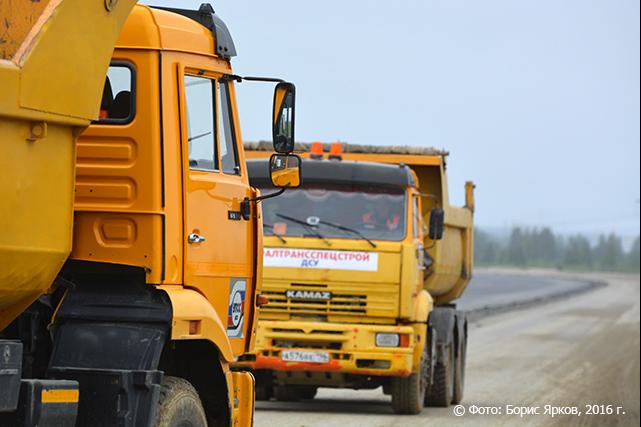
top-left (457, 270), bottom-right (598, 312)
top-left (254, 271), bottom-right (640, 426)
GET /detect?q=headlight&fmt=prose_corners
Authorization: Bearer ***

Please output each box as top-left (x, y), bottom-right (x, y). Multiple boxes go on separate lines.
top-left (375, 333), bottom-right (400, 347)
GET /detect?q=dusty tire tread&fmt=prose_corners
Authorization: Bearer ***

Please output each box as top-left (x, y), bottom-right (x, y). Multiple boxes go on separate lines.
top-left (391, 372), bottom-right (423, 414)
top-left (452, 332), bottom-right (466, 405)
top-left (425, 341), bottom-right (454, 407)
top-left (155, 376), bottom-right (207, 427)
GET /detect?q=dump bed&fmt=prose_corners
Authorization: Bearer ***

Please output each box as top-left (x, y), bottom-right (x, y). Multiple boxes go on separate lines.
top-left (0, 0), bottom-right (137, 329)
top-left (245, 142), bottom-right (474, 304)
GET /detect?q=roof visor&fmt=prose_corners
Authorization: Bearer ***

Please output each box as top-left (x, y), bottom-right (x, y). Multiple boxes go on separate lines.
top-left (152, 3), bottom-right (237, 58)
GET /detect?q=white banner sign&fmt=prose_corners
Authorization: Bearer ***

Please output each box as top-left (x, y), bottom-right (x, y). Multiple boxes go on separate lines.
top-left (263, 248), bottom-right (378, 271)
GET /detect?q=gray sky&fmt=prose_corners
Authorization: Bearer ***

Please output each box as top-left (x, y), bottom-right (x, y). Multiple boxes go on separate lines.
top-left (142, 0), bottom-right (640, 238)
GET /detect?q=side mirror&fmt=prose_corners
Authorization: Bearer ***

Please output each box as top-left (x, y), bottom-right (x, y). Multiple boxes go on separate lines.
top-left (270, 153), bottom-right (302, 188)
top-left (272, 82), bottom-right (296, 154)
top-left (428, 208), bottom-right (445, 240)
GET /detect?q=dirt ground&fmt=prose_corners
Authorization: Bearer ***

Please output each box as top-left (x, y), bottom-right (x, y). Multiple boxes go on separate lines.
top-left (254, 270), bottom-right (640, 427)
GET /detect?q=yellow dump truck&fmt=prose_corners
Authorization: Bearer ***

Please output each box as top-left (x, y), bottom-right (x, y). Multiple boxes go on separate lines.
top-left (1, 2), bottom-right (301, 426)
top-left (238, 142), bottom-right (474, 414)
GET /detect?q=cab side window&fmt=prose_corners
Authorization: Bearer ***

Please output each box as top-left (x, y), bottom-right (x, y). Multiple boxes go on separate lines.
top-left (184, 75), bottom-right (218, 171)
top-left (98, 63), bottom-right (135, 124)
top-left (217, 81), bottom-right (240, 175)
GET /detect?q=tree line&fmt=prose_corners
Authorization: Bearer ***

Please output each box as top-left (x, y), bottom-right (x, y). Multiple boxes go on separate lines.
top-left (475, 227), bottom-right (640, 272)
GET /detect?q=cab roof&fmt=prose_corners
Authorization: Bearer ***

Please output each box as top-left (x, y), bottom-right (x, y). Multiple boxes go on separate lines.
top-left (247, 158), bottom-right (416, 191)
top-left (115, 3), bottom-right (234, 59)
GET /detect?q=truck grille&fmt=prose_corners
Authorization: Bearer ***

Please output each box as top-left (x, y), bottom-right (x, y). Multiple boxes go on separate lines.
top-left (262, 288), bottom-right (367, 315)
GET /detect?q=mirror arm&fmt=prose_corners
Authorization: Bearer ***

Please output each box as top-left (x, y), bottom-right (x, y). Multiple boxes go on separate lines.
top-left (249, 188), bottom-right (286, 204)
top-left (222, 74), bottom-right (286, 84)
top-left (220, 74), bottom-right (243, 83)
top-left (241, 76), bottom-right (286, 83)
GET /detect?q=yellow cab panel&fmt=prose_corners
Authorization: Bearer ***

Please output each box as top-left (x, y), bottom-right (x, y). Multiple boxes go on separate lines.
top-left (72, 5), bottom-right (261, 359)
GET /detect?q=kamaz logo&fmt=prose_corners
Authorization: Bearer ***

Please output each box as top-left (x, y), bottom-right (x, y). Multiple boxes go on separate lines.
top-left (286, 290), bottom-right (332, 301)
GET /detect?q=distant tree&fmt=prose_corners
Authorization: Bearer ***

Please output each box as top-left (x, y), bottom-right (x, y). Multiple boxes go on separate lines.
top-left (595, 233), bottom-right (624, 271)
top-left (506, 227), bottom-right (528, 267)
top-left (593, 235), bottom-right (607, 268)
top-left (474, 229), bottom-right (501, 265)
top-left (538, 227), bottom-right (559, 264)
top-left (623, 237), bottom-right (640, 272)
top-left (474, 227), bottom-right (635, 273)
top-left (563, 235), bottom-right (593, 269)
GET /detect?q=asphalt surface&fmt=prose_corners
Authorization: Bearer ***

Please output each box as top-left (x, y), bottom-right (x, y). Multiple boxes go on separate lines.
top-left (254, 270), bottom-right (640, 427)
top-left (457, 270), bottom-right (599, 312)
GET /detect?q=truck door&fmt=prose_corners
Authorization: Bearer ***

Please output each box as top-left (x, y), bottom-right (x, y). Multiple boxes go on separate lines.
top-left (180, 72), bottom-right (256, 354)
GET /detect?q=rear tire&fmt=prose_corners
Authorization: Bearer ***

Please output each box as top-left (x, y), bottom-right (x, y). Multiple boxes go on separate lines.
top-left (425, 339), bottom-right (454, 407)
top-left (155, 376), bottom-right (207, 427)
top-left (452, 330), bottom-right (467, 404)
top-left (274, 385), bottom-right (299, 402)
top-left (391, 343), bottom-right (428, 414)
top-left (255, 385), bottom-right (273, 401)
top-left (299, 386), bottom-right (318, 400)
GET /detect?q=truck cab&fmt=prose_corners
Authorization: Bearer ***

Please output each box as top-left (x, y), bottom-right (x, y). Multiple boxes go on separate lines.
top-left (238, 142), bottom-right (474, 414)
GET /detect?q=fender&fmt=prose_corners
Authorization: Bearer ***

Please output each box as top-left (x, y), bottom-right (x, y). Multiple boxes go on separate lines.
top-left (410, 290), bottom-right (433, 370)
top-left (413, 289), bottom-right (433, 323)
top-left (159, 286), bottom-right (234, 362)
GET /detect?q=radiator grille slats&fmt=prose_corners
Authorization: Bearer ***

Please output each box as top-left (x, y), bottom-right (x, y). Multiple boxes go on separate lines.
top-left (260, 281), bottom-right (398, 318)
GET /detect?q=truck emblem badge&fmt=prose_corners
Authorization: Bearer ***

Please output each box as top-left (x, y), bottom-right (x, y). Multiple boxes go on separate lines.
top-left (286, 290), bottom-right (332, 301)
top-left (226, 279), bottom-right (246, 338)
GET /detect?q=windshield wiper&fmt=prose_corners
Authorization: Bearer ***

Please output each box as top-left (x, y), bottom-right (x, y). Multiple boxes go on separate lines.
top-left (263, 223), bottom-right (287, 244)
top-left (318, 219), bottom-right (377, 248)
top-left (275, 213), bottom-right (331, 246)
top-left (188, 131), bottom-right (212, 142)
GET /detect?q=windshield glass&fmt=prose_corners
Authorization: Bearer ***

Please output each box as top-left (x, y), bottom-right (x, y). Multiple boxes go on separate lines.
top-left (260, 184), bottom-right (407, 241)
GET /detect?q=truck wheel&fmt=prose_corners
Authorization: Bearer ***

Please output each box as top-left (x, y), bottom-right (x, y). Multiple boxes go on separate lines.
top-left (425, 339), bottom-right (454, 407)
top-left (391, 344), bottom-right (428, 414)
top-left (155, 376), bottom-right (207, 427)
top-left (299, 386), bottom-right (318, 400)
top-left (452, 330), bottom-right (467, 404)
top-left (255, 385), bottom-right (273, 401)
top-left (274, 385), bottom-right (299, 402)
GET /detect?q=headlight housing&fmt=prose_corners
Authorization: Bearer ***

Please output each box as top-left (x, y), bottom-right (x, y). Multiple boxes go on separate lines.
top-left (375, 333), bottom-right (400, 347)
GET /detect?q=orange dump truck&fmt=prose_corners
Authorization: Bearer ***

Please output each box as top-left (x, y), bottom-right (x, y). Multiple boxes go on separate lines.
top-left (0, 3), bottom-right (300, 426)
top-left (237, 142), bottom-right (474, 414)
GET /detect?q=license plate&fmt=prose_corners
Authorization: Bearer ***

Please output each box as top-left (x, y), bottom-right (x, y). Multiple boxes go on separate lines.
top-left (281, 350), bottom-right (330, 363)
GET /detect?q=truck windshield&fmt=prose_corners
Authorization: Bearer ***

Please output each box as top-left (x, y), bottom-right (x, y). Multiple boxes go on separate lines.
top-left (260, 184), bottom-right (406, 241)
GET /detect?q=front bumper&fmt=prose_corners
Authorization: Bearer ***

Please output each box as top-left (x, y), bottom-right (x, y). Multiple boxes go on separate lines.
top-left (236, 320), bottom-right (416, 377)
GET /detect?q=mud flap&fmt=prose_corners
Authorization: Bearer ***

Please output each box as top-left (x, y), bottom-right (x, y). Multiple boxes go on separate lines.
top-left (231, 371), bottom-right (255, 427)
top-left (48, 368), bottom-right (162, 427)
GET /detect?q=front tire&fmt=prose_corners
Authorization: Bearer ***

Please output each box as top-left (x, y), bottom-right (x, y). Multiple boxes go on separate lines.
top-left (391, 343), bottom-right (429, 414)
top-left (155, 376), bottom-right (207, 427)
